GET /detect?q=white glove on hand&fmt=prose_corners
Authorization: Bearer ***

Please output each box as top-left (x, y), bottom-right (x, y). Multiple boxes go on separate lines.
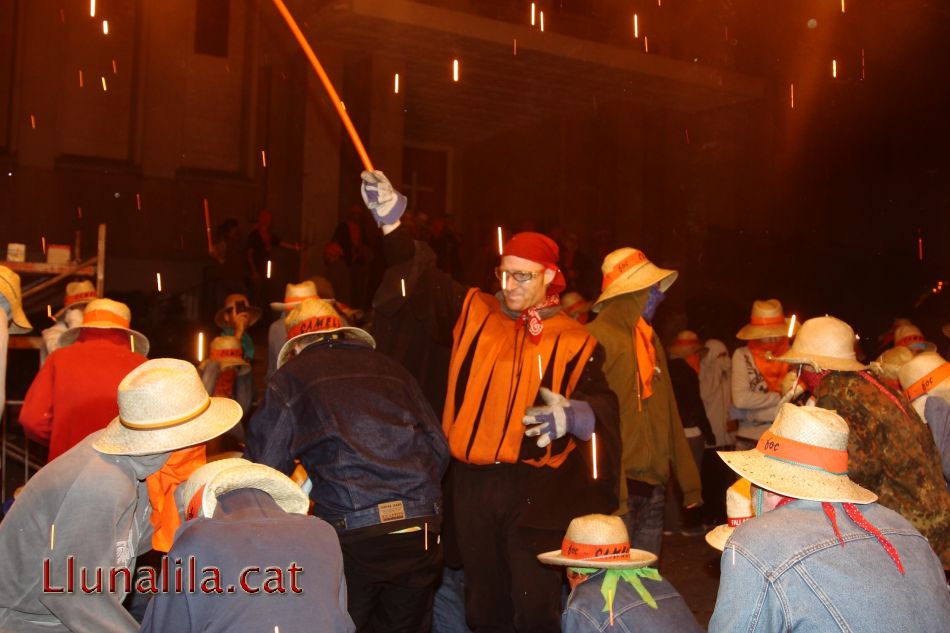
top-left (360, 170), bottom-right (407, 226)
top-left (522, 387), bottom-right (596, 448)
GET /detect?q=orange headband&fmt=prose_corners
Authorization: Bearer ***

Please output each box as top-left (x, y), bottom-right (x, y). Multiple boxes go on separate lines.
top-left (211, 348), bottom-right (243, 360)
top-left (65, 290), bottom-right (96, 305)
top-left (601, 251), bottom-right (648, 291)
top-left (561, 538), bottom-right (631, 562)
top-left (750, 315), bottom-right (785, 326)
top-left (904, 363), bottom-right (950, 401)
top-left (756, 429), bottom-right (849, 475)
top-left (288, 315), bottom-right (343, 339)
top-left (120, 398), bottom-right (211, 431)
top-left (83, 309), bottom-right (130, 328)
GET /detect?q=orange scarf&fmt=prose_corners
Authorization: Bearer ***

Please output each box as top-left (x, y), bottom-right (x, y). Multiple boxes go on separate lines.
top-left (747, 339), bottom-right (790, 393)
top-left (214, 368), bottom-right (237, 397)
top-left (146, 445), bottom-right (207, 552)
top-left (635, 317), bottom-right (657, 401)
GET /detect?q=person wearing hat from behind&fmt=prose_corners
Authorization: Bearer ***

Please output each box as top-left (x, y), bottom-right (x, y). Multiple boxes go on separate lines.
top-left (899, 351), bottom-right (950, 488)
top-left (586, 247), bottom-right (699, 558)
top-left (730, 299), bottom-right (797, 448)
top-left (0, 265), bottom-right (32, 422)
top-left (40, 279), bottom-right (98, 363)
top-left (198, 335), bottom-right (253, 452)
top-left (870, 344), bottom-right (914, 391)
top-left (246, 297), bottom-right (450, 632)
top-left (894, 322), bottom-right (937, 355)
top-left (19, 298), bottom-right (149, 461)
top-left (709, 404), bottom-right (950, 632)
top-left (773, 315), bottom-right (950, 568)
top-left (538, 514), bottom-right (702, 633)
top-left (214, 293), bottom-right (261, 362)
top-left (704, 478), bottom-right (753, 553)
top-left (0, 359), bottom-right (242, 633)
top-left (265, 280), bottom-right (319, 379)
top-left (140, 458), bottom-right (354, 633)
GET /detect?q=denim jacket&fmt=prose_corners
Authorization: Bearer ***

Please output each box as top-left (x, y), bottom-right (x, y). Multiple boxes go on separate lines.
top-left (709, 499), bottom-right (950, 633)
top-left (563, 569), bottom-right (704, 633)
top-left (245, 340), bottom-right (449, 533)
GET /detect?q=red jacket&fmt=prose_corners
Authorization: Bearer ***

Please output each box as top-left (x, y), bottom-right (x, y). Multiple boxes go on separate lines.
top-left (19, 332), bottom-right (147, 461)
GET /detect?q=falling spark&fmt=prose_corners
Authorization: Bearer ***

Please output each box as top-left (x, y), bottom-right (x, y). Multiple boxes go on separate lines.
top-left (41, 236), bottom-right (46, 254)
top-left (156, 272), bottom-right (162, 292)
top-left (790, 83), bottom-right (795, 109)
top-left (513, 38), bottom-right (517, 55)
top-left (502, 271), bottom-right (508, 289)
top-left (30, 114), bottom-right (36, 129)
top-left (135, 193), bottom-right (142, 211)
top-left (50, 524), bottom-right (55, 549)
top-left (452, 58), bottom-right (459, 82)
top-left (274, 627), bottom-right (279, 633)
top-left (77, 206), bottom-right (83, 219)
top-left (658, 0), bottom-right (662, 5)
top-left (102, 20), bottom-right (109, 35)
top-left (684, 129), bottom-right (690, 144)
top-left (78, 70), bottom-right (84, 87)
top-left (266, 259), bottom-right (272, 279)
top-left (861, 48), bottom-right (866, 80)
top-left (261, 150), bottom-right (267, 167)
top-left (832, 59), bottom-right (837, 78)
top-left (643, 36), bottom-right (649, 53)
top-left (918, 236), bottom-right (923, 261)
top-left (401, 278), bottom-right (406, 297)
top-left (634, 14), bottom-right (639, 38)
top-left (101, 76), bottom-right (107, 91)
top-left (203, 198), bottom-right (213, 254)
top-left (197, 332), bottom-right (204, 362)
top-left (47, 305), bottom-right (53, 320)
top-left (90, 0), bottom-right (96, 17)
top-left (787, 314), bottom-right (797, 338)
top-left (592, 432), bottom-right (598, 479)
top-left (339, 100), bottom-right (346, 111)
top-left (540, 10), bottom-right (544, 32)
top-left (393, 73), bottom-right (399, 94)
top-left (112, 59), bottom-right (118, 74)
top-left (130, 334), bottom-right (135, 352)
top-left (724, 26), bottom-right (729, 41)
top-left (537, 354), bottom-right (543, 380)
top-left (531, 2), bottom-right (536, 26)
top-left (841, 0), bottom-right (846, 12)
top-left (497, 226), bottom-right (504, 255)
top-left (424, 522), bottom-right (429, 550)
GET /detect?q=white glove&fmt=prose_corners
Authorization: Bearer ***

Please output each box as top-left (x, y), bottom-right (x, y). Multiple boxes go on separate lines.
top-left (522, 387), bottom-right (595, 448)
top-left (360, 170), bottom-right (407, 226)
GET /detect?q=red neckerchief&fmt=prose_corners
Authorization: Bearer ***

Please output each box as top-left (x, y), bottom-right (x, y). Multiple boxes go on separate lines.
top-left (517, 294), bottom-right (560, 344)
top-left (857, 371), bottom-right (912, 419)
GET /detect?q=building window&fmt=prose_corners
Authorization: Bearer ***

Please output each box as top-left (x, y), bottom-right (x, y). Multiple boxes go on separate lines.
top-left (194, 0), bottom-right (230, 57)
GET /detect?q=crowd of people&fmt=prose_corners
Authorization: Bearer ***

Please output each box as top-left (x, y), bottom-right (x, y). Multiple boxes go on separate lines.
top-left (0, 170), bottom-right (948, 632)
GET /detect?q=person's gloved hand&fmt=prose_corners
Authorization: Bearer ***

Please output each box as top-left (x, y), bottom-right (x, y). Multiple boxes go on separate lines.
top-left (360, 170), bottom-right (407, 226)
top-left (522, 387), bottom-right (596, 448)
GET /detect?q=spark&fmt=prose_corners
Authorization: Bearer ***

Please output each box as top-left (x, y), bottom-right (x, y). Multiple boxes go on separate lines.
top-left (685, 129), bottom-right (690, 144)
top-left (197, 332), bottom-right (204, 362)
top-left (790, 83), bottom-right (795, 109)
top-left (261, 150), bottom-right (267, 167)
top-left (531, 2), bottom-right (536, 26)
top-left (102, 20), bottom-right (109, 35)
top-left (112, 59), bottom-right (118, 74)
top-left (918, 236), bottom-right (923, 261)
top-left (135, 193), bottom-right (141, 211)
top-left (130, 334), bottom-right (135, 352)
top-left (266, 260), bottom-right (272, 279)
top-left (787, 314), bottom-right (797, 338)
top-left (30, 114), bottom-right (36, 129)
top-left (861, 48), bottom-right (866, 80)
top-left (393, 73), bottom-right (399, 94)
top-left (41, 236), bottom-right (46, 254)
top-left (502, 271), bottom-right (508, 289)
top-left (841, 0), bottom-right (846, 13)
top-left (78, 70), bottom-right (84, 87)
top-left (540, 10), bottom-right (544, 32)
top-left (497, 226), bottom-right (504, 255)
top-left (50, 524), bottom-right (55, 549)
top-left (401, 278), bottom-right (406, 297)
top-left (339, 100), bottom-right (345, 111)
top-left (47, 304), bottom-right (53, 320)
top-left (77, 206), bottom-right (83, 219)
top-left (513, 38), bottom-right (517, 55)
top-left (832, 59), bottom-right (837, 78)
top-left (204, 198), bottom-right (213, 254)
top-left (643, 36), bottom-right (649, 53)
top-left (424, 522), bottom-right (429, 550)
top-left (537, 354), bottom-right (543, 381)
top-left (634, 14), bottom-right (639, 38)
top-left (101, 76), bottom-right (107, 91)
top-left (90, 0), bottom-right (96, 18)
top-left (592, 432), bottom-right (598, 479)
top-left (452, 58), bottom-right (459, 82)
top-left (156, 272), bottom-right (162, 292)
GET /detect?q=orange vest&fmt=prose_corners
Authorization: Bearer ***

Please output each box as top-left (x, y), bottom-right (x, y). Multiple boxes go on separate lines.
top-left (444, 289), bottom-right (598, 467)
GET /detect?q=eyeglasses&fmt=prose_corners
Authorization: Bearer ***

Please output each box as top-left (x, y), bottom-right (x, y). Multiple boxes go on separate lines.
top-left (494, 267), bottom-right (543, 284)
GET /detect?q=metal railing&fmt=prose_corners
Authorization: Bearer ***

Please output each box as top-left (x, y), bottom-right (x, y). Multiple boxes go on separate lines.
top-left (1, 402), bottom-right (46, 505)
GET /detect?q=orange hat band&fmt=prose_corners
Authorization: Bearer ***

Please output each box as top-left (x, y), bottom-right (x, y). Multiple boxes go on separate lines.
top-left (750, 315), bottom-right (785, 326)
top-left (288, 315), bottom-right (343, 339)
top-left (120, 398), bottom-right (211, 431)
top-left (728, 516), bottom-right (753, 527)
top-left (756, 429), bottom-right (849, 475)
top-left (673, 337), bottom-right (699, 347)
top-left (896, 334), bottom-right (925, 347)
top-left (211, 348), bottom-right (243, 360)
top-left (83, 309), bottom-right (130, 328)
top-left (904, 363), bottom-right (950, 401)
top-left (561, 538), bottom-right (631, 562)
top-left (64, 290), bottom-right (96, 306)
top-left (283, 294), bottom-right (316, 305)
top-left (601, 251), bottom-right (648, 291)
top-left (563, 299), bottom-right (588, 314)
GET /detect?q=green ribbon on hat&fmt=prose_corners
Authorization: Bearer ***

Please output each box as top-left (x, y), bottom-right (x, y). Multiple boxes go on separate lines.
top-left (569, 567), bottom-right (662, 613)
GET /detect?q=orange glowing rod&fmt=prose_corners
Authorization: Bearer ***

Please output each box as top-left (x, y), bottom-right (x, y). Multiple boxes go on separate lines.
top-left (270, 0), bottom-right (374, 172)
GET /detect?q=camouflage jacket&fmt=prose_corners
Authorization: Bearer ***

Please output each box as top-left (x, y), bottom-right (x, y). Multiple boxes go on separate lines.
top-left (815, 371), bottom-right (950, 568)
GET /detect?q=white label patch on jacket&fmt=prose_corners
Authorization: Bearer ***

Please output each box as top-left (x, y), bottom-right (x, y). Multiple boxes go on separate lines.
top-left (378, 501), bottom-right (406, 523)
top-left (115, 540), bottom-right (133, 568)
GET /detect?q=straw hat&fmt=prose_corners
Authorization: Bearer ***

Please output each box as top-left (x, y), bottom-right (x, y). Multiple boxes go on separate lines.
top-left (214, 294), bottom-right (262, 330)
top-left (560, 291), bottom-right (591, 321)
top-left (0, 266), bottom-right (32, 333)
top-left (199, 336), bottom-right (250, 375)
top-left (771, 316), bottom-right (867, 372)
top-left (592, 248), bottom-right (677, 312)
top-left (58, 298), bottom-right (150, 356)
top-left (899, 352), bottom-right (950, 402)
top-left (537, 514), bottom-right (657, 569)
top-left (718, 404), bottom-right (877, 504)
top-left (705, 478), bottom-right (753, 551)
top-left (870, 346), bottom-right (914, 383)
top-left (736, 299), bottom-right (795, 341)
top-left (53, 280), bottom-right (98, 319)
top-left (668, 330), bottom-right (705, 359)
top-left (93, 358), bottom-right (243, 456)
top-left (893, 324), bottom-right (936, 354)
top-left (277, 298), bottom-right (375, 368)
top-left (270, 281), bottom-right (319, 312)
top-left (181, 458), bottom-right (309, 520)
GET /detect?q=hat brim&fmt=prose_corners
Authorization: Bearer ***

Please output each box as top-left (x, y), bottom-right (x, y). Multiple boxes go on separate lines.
top-left (537, 548), bottom-right (657, 569)
top-left (59, 325), bottom-right (150, 356)
top-left (8, 305), bottom-right (32, 334)
top-left (704, 524), bottom-right (735, 552)
top-left (592, 267), bottom-right (677, 312)
top-left (199, 357), bottom-right (251, 375)
top-left (277, 326), bottom-right (376, 368)
top-left (736, 320), bottom-right (797, 341)
top-left (53, 300), bottom-right (93, 320)
top-left (93, 396), bottom-right (243, 456)
top-left (204, 464), bottom-right (310, 517)
top-left (717, 449), bottom-right (877, 504)
top-left (214, 306), bottom-right (262, 330)
top-left (770, 352), bottom-right (867, 372)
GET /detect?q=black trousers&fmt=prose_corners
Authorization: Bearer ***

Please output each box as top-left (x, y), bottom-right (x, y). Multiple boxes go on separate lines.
top-left (453, 463), bottom-right (563, 633)
top-left (342, 528), bottom-right (443, 633)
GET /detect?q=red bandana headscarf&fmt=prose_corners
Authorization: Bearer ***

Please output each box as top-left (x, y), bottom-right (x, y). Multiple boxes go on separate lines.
top-left (502, 232), bottom-right (566, 344)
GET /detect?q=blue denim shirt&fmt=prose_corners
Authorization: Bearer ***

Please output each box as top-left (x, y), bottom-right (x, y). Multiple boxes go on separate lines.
top-left (709, 499), bottom-right (950, 633)
top-left (563, 569), bottom-right (704, 633)
top-left (245, 340), bottom-right (449, 532)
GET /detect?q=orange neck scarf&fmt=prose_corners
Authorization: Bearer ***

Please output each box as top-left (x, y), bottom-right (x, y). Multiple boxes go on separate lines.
top-left (747, 339), bottom-right (789, 393)
top-left (146, 445), bottom-right (207, 552)
top-left (635, 317), bottom-right (657, 401)
top-left (214, 368), bottom-right (237, 397)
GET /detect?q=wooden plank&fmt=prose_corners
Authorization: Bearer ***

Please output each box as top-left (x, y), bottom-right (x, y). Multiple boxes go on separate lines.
top-left (0, 262), bottom-right (95, 276)
top-left (8, 336), bottom-right (43, 350)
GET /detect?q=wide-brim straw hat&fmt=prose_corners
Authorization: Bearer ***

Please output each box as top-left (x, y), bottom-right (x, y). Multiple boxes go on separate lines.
top-left (736, 299), bottom-right (796, 340)
top-left (668, 330), bottom-right (705, 359)
top-left (53, 280), bottom-right (98, 319)
top-left (59, 298), bottom-right (150, 356)
top-left (705, 478), bottom-right (753, 551)
top-left (870, 346), bottom-right (914, 382)
top-left (270, 281), bottom-right (319, 312)
top-left (214, 293), bottom-right (262, 329)
top-left (770, 316), bottom-right (867, 372)
top-left (537, 514), bottom-right (657, 569)
top-left (93, 358), bottom-right (243, 456)
top-left (198, 336), bottom-right (251, 375)
top-left (181, 458), bottom-right (309, 519)
top-left (592, 247), bottom-right (677, 312)
top-left (899, 351), bottom-right (950, 401)
top-left (893, 324), bottom-right (936, 353)
top-left (0, 265), bottom-right (33, 333)
top-left (560, 291), bottom-right (591, 318)
top-left (277, 297), bottom-right (375, 368)
top-left (718, 404), bottom-right (877, 504)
